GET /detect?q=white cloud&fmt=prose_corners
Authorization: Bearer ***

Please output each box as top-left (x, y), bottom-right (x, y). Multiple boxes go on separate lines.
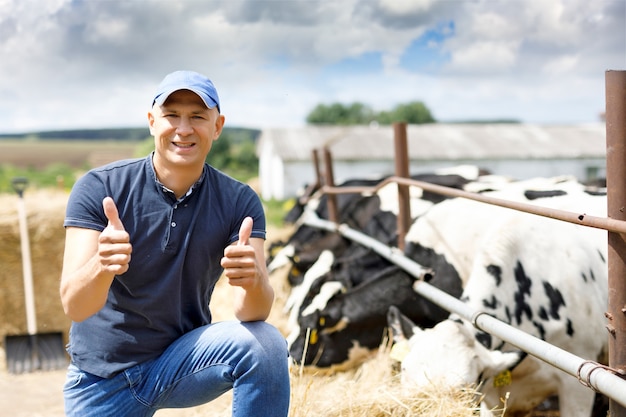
top-left (448, 41), bottom-right (520, 73)
top-left (378, 0), bottom-right (435, 15)
top-left (0, 0), bottom-right (623, 133)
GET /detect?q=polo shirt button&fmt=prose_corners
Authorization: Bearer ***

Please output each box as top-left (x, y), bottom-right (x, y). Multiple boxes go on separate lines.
top-left (171, 222), bottom-right (177, 227)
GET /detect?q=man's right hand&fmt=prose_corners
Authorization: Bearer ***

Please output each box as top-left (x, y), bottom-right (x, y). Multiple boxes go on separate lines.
top-left (100, 197), bottom-right (132, 275)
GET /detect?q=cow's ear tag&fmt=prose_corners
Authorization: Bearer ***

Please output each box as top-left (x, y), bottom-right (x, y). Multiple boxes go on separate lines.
top-left (492, 369), bottom-right (512, 387)
top-left (389, 341), bottom-right (410, 362)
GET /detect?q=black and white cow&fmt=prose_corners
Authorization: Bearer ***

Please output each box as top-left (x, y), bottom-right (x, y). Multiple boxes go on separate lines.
top-left (271, 172), bottom-right (472, 327)
top-left (268, 171), bottom-right (472, 278)
top-left (288, 264), bottom-right (463, 368)
top-left (387, 192), bottom-right (608, 417)
top-left (277, 172), bottom-right (476, 364)
top-left (281, 173), bottom-right (607, 370)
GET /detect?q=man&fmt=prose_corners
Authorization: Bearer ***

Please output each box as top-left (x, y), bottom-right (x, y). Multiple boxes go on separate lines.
top-left (60, 70), bottom-right (290, 416)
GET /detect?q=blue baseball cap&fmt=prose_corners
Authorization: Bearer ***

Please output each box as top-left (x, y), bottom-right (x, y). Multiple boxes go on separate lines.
top-left (152, 70), bottom-right (220, 112)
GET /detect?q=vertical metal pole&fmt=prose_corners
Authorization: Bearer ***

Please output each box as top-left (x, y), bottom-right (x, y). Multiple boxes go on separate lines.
top-left (606, 70), bottom-right (626, 417)
top-left (323, 147), bottom-right (338, 223)
top-left (312, 149), bottom-right (322, 188)
top-left (394, 122), bottom-right (411, 251)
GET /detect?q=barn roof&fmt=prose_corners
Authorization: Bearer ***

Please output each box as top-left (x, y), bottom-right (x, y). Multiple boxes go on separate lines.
top-left (257, 123), bottom-right (606, 161)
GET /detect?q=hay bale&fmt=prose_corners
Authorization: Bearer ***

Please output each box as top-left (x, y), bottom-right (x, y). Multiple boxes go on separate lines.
top-left (0, 190), bottom-right (70, 359)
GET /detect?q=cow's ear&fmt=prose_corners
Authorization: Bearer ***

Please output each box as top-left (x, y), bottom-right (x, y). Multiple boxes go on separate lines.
top-left (387, 306), bottom-right (419, 342)
top-left (483, 350), bottom-right (525, 380)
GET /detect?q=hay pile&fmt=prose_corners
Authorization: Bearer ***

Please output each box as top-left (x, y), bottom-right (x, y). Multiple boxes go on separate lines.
top-left (0, 189), bottom-right (70, 359)
top-left (286, 349), bottom-right (504, 417)
top-left (0, 191), bottom-right (496, 416)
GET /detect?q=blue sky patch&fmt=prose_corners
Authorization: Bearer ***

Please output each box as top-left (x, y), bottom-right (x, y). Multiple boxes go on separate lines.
top-left (399, 20), bottom-right (454, 74)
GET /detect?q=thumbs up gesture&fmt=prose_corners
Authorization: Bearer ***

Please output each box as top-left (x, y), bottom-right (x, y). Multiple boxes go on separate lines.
top-left (237, 216), bottom-right (253, 246)
top-left (221, 217), bottom-right (259, 287)
top-left (99, 197), bottom-right (132, 275)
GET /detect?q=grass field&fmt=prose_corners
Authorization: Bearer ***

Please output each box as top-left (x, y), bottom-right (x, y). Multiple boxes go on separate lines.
top-left (0, 139), bottom-right (140, 170)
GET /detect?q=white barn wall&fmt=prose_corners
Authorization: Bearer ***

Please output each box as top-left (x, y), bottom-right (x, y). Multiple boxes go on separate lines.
top-left (256, 124), bottom-right (607, 200)
top-left (268, 158), bottom-right (606, 201)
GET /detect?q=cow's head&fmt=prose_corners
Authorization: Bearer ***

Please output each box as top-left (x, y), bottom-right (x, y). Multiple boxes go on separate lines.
top-left (387, 306), bottom-right (525, 389)
top-left (288, 266), bottom-right (441, 368)
top-left (287, 279), bottom-right (383, 368)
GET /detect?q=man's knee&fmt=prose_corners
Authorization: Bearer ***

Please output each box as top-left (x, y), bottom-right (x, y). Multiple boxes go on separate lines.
top-left (239, 321), bottom-right (288, 357)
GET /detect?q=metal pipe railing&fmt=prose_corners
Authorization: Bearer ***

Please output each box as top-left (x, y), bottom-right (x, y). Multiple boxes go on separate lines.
top-left (316, 175), bottom-right (626, 235)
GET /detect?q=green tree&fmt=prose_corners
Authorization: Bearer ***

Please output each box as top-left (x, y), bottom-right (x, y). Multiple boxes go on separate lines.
top-left (307, 101), bottom-right (436, 125)
top-left (385, 101), bottom-right (435, 124)
top-left (307, 102), bottom-right (375, 125)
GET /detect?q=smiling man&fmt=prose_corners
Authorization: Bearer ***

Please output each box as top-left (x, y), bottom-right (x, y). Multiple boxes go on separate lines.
top-left (60, 70), bottom-right (290, 417)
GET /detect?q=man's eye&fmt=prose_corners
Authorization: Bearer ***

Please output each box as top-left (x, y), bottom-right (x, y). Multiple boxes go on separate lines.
top-left (164, 113), bottom-right (178, 118)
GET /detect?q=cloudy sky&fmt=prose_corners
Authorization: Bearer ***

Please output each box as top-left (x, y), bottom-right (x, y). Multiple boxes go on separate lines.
top-left (0, 0), bottom-right (624, 133)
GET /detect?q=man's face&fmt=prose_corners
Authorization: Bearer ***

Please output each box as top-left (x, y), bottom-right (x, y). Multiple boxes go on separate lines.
top-left (148, 89), bottom-right (224, 170)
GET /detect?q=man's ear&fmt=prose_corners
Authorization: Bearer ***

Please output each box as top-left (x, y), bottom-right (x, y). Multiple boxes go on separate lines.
top-left (147, 110), bottom-right (156, 135)
top-left (214, 114), bottom-right (225, 140)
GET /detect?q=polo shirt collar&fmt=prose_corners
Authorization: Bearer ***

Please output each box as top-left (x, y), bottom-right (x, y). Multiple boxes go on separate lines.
top-left (148, 153), bottom-right (207, 203)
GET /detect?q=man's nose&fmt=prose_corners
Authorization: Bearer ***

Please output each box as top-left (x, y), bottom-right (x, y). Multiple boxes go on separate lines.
top-left (176, 117), bottom-right (194, 135)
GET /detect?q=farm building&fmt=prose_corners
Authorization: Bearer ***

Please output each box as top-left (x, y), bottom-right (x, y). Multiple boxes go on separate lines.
top-left (256, 123), bottom-right (607, 200)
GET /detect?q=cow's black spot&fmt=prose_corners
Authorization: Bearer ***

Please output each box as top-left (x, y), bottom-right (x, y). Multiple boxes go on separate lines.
top-left (476, 331), bottom-right (492, 349)
top-left (504, 306), bottom-right (512, 324)
top-left (524, 189), bottom-right (567, 200)
top-left (482, 295), bottom-right (499, 310)
top-left (486, 264), bottom-right (502, 287)
top-left (566, 318), bottom-right (574, 337)
top-left (538, 306), bottom-right (548, 320)
top-left (543, 281), bottom-right (565, 320)
top-left (598, 249), bottom-right (606, 264)
top-left (532, 320), bottom-right (546, 340)
top-left (513, 261), bottom-right (533, 325)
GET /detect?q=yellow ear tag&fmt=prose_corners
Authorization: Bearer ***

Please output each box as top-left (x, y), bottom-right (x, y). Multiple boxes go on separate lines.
top-left (389, 341), bottom-right (410, 362)
top-left (493, 369), bottom-right (512, 387)
top-left (309, 329), bottom-right (318, 345)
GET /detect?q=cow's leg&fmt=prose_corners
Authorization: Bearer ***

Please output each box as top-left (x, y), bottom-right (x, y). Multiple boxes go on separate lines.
top-left (557, 376), bottom-right (596, 417)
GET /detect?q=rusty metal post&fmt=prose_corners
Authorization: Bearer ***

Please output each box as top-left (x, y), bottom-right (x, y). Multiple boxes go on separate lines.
top-left (322, 147), bottom-right (338, 223)
top-left (606, 70), bottom-right (626, 417)
top-left (312, 149), bottom-right (322, 188)
top-left (394, 122), bottom-right (411, 251)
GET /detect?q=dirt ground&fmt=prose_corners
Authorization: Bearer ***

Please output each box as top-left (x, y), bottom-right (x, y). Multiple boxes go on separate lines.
top-left (0, 353), bottom-right (234, 417)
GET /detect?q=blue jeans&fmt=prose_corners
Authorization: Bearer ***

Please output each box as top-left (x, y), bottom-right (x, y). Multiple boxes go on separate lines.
top-left (63, 321), bottom-right (290, 417)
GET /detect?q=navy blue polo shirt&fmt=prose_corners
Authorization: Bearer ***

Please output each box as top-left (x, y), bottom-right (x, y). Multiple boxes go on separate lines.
top-left (64, 155), bottom-right (266, 378)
